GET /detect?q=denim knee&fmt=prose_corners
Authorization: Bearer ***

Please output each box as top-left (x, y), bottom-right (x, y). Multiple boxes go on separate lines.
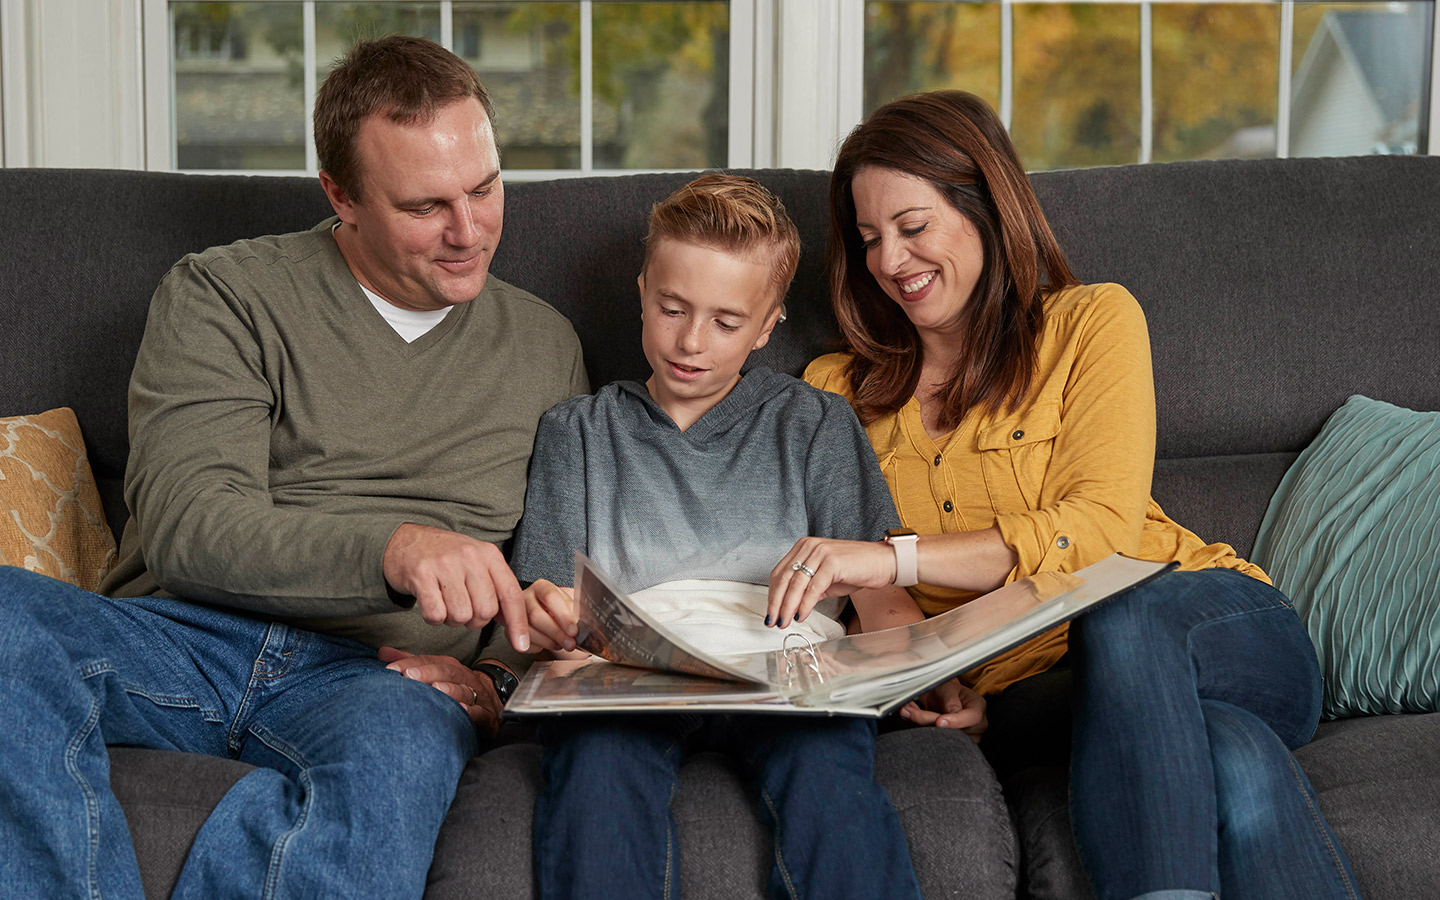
top-left (371, 674), bottom-right (477, 765)
top-left (750, 716), bottom-right (878, 785)
top-left (283, 670), bottom-right (476, 800)
top-left (0, 567), bottom-right (91, 658)
top-left (542, 719), bottom-right (684, 781)
top-left (1205, 700), bottom-right (1300, 841)
top-left (1074, 570), bottom-right (1286, 667)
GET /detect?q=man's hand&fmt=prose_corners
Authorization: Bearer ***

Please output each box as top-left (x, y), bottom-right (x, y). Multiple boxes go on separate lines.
top-left (899, 679), bottom-right (988, 742)
top-left (378, 646), bottom-right (506, 738)
top-left (382, 523), bottom-right (530, 652)
top-left (523, 580), bottom-right (578, 653)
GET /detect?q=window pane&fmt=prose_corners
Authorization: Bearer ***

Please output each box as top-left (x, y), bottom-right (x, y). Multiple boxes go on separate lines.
top-left (1012, 3), bottom-right (1140, 171)
top-left (863, 1), bottom-right (1001, 117)
top-left (1291, 1), bottom-right (1432, 156)
top-left (315, 3), bottom-right (442, 85)
top-left (591, 2), bottom-right (729, 169)
top-left (173, 2), bottom-right (305, 170)
top-left (1152, 4), bottom-right (1279, 162)
top-left (457, 3), bottom-right (582, 170)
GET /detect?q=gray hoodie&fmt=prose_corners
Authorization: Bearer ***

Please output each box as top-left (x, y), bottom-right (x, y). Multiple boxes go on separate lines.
top-left (511, 367), bottom-right (900, 593)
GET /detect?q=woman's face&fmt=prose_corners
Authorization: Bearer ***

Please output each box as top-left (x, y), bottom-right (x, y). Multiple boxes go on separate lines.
top-left (851, 166), bottom-right (985, 338)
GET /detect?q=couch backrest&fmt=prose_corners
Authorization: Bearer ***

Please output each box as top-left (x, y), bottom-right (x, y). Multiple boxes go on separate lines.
top-left (3, 158), bottom-right (1438, 558)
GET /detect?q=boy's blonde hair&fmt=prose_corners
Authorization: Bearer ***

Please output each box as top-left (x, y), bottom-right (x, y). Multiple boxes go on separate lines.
top-left (643, 174), bottom-right (801, 312)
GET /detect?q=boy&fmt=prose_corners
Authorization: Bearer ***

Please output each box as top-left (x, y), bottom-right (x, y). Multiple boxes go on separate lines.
top-left (511, 174), bottom-right (925, 900)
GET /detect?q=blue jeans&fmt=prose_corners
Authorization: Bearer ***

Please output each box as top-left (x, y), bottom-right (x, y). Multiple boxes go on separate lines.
top-left (1069, 568), bottom-right (1362, 900)
top-left (0, 566), bottom-right (477, 899)
top-left (534, 713), bottom-right (922, 900)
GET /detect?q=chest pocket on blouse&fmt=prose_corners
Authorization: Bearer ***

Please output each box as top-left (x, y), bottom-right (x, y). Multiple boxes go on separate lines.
top-left (977, 401), bottom-right (1061, 511)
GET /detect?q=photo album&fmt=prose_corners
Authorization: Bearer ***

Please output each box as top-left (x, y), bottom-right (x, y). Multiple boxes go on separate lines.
top-left (506, 551), bottom-right (1174, 718)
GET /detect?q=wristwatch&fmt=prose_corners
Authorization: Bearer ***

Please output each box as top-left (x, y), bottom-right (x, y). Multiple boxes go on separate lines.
top-left (884, 528), bottom-right (920, 587)
top-left (473, 662), bottom-right (520, 706)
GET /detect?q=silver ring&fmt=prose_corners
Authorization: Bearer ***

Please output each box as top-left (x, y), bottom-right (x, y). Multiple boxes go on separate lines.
top-left (792, 561), bottom-right (816, 578)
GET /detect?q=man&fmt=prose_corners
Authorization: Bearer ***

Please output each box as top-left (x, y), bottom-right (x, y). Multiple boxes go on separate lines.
top-left (0, 35), bottom-right (585, 898)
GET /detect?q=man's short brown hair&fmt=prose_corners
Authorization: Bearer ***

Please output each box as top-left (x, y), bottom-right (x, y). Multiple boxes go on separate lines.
top-left (314, 35), bottom-right (494, 203)
top-left (643, 174), bottom-right (801, 311)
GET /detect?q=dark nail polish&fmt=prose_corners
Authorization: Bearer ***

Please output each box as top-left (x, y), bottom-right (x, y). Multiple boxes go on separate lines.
top-left (764, 615), bottom-right (773, 626)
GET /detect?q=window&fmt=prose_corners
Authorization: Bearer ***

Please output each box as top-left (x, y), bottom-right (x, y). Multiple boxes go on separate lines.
top-left (154, 0), bottom-right (737, 178)
top-left (144, 0), bottom-right (1438, 176)
top-left (861, 1), bottom-right (1434, 171)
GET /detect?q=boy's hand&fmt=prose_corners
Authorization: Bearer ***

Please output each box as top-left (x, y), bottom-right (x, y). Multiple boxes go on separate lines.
top-left (524, 580), bottom-right (578, 653)
top-left (899, 679), bottom-right (987, 742)
top-left (767, 536), bottom-right (896, 628)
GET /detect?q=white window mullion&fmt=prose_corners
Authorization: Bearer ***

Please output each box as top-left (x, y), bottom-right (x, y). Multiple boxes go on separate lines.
top-left (303, 0), bottom-right (317, 174)
top-left (749, 0), bottom-right (777, 168)
top-left (727, 0), bottom-right (757, 167)
top-left (1429, 0), bottom-right (1439, 155)
top-left (580, 0), bottom-right (593, 174)
top-left (439, 1), bottom-right (452, 51)
top-left (837, 0), bottom-right (865, 147)
top-left (133, 0), bottom-right (148, 169)
top-left (142, 0), bottom-right (169, 169)
top-left (1000, 0), bottom-right (1013, 130)
top-left (1140, 1), bottom-right (1152, 164)
top-left (1277, 0), bottom-right (1293, 158)
top-left (3, 0), bottom-right (33, 167)
top-left (773, 0), bottom-right (843, 169)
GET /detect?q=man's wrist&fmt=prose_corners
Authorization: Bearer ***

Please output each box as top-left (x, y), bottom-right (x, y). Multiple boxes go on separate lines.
top-left (473, 660), bottom-right (518, 705)
top-left (475, 658), bottom-right (514, 677)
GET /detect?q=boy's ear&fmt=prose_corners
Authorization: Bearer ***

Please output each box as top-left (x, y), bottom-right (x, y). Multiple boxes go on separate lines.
top-left (750, 302), bottom-right (785, 351)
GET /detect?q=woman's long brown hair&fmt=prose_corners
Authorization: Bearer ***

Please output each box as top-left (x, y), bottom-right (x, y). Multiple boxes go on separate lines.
top-left (829, 91), bottom-right (1077, 431)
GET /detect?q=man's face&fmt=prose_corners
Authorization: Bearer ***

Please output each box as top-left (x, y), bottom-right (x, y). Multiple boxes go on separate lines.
top-left (323, 97), bottom-right (503, 311)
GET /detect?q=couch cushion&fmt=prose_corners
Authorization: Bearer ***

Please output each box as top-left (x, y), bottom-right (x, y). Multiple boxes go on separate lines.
top-left (428, 728), bottom-right (1019, 900)
top-left (1253, 395), bottom-right (1440, 718)
top-left (1298, 713), bottom-right (1440, 900)
top-left (1, 407), bottom-right (117, 590)
top-left (1001, 766), bottom-right (1095, 900)
top-left (1031, 157), bottom-right (1440, 462)
top-left (115, 728), bottom-right (1017, 900)
top-left (107, 747), bottom-right (257, 899)
top-left (1150, 452), bottom-right (1297, 561)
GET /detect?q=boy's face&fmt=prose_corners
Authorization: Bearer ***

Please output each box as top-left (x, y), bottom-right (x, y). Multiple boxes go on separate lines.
top-left (639, 238), bottom-right (782, 429)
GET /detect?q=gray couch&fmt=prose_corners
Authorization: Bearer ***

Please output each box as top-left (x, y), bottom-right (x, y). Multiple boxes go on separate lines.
top-left (2, 156), bottom-right (1438, 899)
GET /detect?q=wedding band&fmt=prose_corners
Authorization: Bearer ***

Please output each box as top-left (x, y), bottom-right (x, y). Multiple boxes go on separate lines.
top-left (467, 685), bottom-right (479, 705)
top-left (792, 561), bottom-right (816, 578)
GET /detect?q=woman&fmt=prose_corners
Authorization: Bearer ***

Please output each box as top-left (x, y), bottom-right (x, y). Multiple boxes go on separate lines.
top-left (766, 91), bottom-right (1362, 900)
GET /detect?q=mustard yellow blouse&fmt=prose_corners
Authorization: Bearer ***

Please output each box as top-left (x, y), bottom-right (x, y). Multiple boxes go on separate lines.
top-left (805, 282), bottom-right (1267, 695)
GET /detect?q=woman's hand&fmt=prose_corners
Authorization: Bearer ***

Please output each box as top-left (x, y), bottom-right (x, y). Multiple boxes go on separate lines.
top-left (523, 580), bottom-right (577, 652)
top-left (899, 679), bottom-right (987, 742)
top-left (767, 536), bottom-right (898, 628)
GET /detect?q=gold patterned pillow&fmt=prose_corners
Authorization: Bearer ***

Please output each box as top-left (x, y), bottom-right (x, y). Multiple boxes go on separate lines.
top-left (0, 407), bottom-right (117, 591)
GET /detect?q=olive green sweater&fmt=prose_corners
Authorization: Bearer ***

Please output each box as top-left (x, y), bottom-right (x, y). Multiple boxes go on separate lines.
top-left (102, 218), bottom-right (587, 667)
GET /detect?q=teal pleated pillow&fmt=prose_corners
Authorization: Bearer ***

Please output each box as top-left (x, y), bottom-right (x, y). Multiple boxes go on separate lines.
top-left (1252, 396), bottom-right (1440, 718)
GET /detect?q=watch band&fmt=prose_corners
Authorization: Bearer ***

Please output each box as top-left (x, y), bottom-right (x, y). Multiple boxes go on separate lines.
top-left (884, 528), bottom-right (920, 587)
top-left (473, 662), bottom-right (519, 706)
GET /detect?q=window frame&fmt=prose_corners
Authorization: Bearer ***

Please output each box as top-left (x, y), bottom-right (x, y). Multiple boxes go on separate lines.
top-left (134, 0), bottom-right (1440, 176)
top-left (141, 0), bottom-right (760, 179)
top-left (837, 0), bottom-right (1440, 167)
